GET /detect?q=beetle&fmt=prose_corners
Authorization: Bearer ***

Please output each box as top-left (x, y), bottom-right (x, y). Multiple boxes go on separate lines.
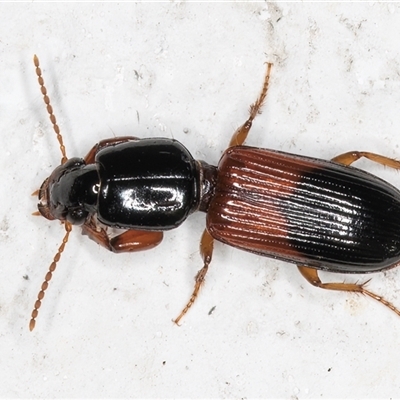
top-left (30, 55), bottom-right (400, 331)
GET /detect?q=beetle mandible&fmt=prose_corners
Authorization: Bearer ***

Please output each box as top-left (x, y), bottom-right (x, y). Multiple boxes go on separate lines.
top-left (30, 55), bottom-right (400, 330)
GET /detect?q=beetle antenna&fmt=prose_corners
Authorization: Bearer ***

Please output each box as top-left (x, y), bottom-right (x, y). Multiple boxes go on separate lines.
top-left (33, 55), bottom-right (68, 164)
top-left (29, 221), bottom-right (72, 331)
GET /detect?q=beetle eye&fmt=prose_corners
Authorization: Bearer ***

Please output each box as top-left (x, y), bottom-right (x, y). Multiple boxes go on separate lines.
top-left (67, 208), bottom-right (88, 225)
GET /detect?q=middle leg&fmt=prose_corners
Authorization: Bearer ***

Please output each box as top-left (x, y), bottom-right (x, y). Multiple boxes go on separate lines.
top-left (173, 64), bottom-right (273, 324)
top-left (229, 63), bottom-right (273, 147)
top-left (174, 229), bottom-right (214, 324)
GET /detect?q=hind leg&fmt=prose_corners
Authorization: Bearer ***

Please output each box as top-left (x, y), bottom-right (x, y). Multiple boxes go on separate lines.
top-left (298, 265), bottom-right (400, 317)
top-left (332, 151), bottom-right (400, 169)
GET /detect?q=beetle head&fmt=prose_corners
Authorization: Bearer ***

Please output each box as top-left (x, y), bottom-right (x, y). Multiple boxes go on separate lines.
top-left (38, 157), bottom-right (98, 225)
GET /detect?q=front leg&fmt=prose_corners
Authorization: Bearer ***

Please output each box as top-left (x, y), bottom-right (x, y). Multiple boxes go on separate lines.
top-left (84, 136), bottom-right (139, 164)
top-left (82, 217), bottom-right (163, 253)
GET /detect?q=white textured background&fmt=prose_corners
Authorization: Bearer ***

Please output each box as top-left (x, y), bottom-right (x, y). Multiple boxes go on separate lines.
top-left (1, 2), bottom-right (400, 398)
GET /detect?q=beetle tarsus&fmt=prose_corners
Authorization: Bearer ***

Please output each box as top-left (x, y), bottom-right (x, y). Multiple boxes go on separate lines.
top-left (174, 229), bottom-right (214, 324)
top-left (361, 287), bottom-right (400, 317)
top-left (229, 62), bottom-right (272, 147)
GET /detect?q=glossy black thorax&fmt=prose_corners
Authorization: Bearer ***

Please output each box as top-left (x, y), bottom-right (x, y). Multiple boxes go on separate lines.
top-left (95, 138), bottom-right (200, 230)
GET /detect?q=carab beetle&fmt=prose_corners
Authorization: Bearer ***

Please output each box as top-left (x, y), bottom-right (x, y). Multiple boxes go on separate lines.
top-left (30, 55), bottom-right (400, 330)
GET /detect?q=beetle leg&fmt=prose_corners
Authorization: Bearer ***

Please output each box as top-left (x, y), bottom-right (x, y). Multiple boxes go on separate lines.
top-left (332, 151), bottom-right (400, 169)
top-left (81, 217), bottom-right (163, 253)
top-left (229, 63), bottom-right (273, 147)
top-left (298, 265), bottom-right (400, 317)
top-left (84, 136), bottom-right (139, 164)
top-left (174, 229), bottom-right (214, 324)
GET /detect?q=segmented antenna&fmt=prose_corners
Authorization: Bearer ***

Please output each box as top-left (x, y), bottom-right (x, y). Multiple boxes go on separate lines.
top-left (33, 55), bottom-right (68, 164)
top-left (29, 221), bottom-right (72, 331)
top-left (31, 55), bottom-right (72, 330)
